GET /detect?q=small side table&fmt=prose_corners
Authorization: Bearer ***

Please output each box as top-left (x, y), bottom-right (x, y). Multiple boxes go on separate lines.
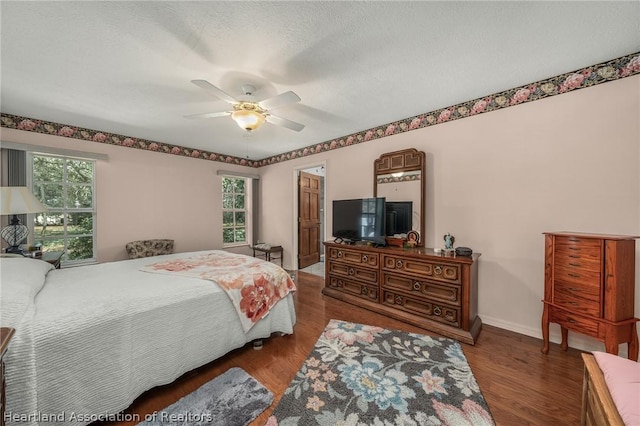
top-left (42, 251), bottom-right (64, 269)
top-left (1, 328), bottom-right (15, 426)
top-left (252, 245), bottom-right (283, 267)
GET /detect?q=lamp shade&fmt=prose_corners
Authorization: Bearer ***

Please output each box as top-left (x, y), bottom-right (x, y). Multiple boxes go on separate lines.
top-left (231, 109), bottom-right (266, 132)
top-left (0, 187), bottom-right (47, 215)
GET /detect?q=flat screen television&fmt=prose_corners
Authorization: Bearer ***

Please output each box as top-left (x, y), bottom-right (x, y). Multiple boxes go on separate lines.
top-left (332, 197), bottom-right (386, 245)
top-left (385, 201), bottom-right (413, 236)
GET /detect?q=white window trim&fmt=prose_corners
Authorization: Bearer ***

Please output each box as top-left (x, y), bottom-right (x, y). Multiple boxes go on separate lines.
top-left (221, 175), bottom-right (252, 248)
top-left (28, 152), bottom-right (97, 265)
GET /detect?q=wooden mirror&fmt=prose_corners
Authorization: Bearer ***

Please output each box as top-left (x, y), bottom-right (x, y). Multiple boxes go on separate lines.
top-left (373, 148), bottom-right (426, 247)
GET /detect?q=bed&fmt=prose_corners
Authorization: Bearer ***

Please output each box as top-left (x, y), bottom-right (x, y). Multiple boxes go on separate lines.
top-left (581, 352), bottom-right (639, 426)
top-left (0, 250), bottom-right (297, 426)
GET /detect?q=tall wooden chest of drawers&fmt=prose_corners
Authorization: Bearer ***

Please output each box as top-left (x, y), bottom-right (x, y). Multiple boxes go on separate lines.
top-left (323, 242), bottom-right (481, 344)
top-left (541, 232), bottom-right (639, 360)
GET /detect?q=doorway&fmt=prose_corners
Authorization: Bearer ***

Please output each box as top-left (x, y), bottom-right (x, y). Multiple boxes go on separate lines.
top-left (295, 164), bottom-right (325, 276)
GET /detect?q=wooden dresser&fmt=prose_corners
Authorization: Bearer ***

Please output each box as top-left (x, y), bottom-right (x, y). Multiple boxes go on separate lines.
top-left (541, 232), bottom-right (639, 360)
top-left (1, 328), bottom-right (15, 426)
top-left (323, 242), bottom-right (481, 344)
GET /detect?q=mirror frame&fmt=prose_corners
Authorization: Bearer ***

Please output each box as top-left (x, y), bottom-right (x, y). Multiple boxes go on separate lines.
top-left (373, 148), bottom-right (426, 247)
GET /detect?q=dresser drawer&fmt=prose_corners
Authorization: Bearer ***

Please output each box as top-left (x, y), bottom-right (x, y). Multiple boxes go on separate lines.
top-left (554, 266), bottom-right (600, 286)
top-left (327, 247), bottom-right (378, 268)
top-left (553, 280), bottom-right (601, 317)
top-left (554, 241), bottom-right (601, 272)
top-left (327, 276), bottom-right (379, 302)
top-left (549, 307), bottom-right (599, 337)
top-left (382, 290), bottom-right (460, 327)
top-left (555, 236), bottom-right (601, 262)
top-left (382, 273), bottom-right (461, 306)
top-left (328, 261), bottom-right (378, 284)
top-left (555, 235), bottom-right (602, 250)
top-left (382, 255), bottom-right (461, 285)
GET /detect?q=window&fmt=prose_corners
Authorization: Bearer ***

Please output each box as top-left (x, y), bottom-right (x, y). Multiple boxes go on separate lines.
top-left (222, 176), bottom-right (249, 246)
top-left (31, 153), bottom-right (96, 264)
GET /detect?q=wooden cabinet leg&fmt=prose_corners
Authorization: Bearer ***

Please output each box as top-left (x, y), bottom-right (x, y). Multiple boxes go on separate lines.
top-left (628, 323), bottom-right (638, 361)
top-left (560, 327), bottom-right (568, 351)
top-left (604, 333), bottom-right (619, 355)
top-left (541, 306), bottom-right (550, 354)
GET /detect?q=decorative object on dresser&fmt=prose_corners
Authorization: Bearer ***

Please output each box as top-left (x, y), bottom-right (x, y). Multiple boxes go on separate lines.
top-left (444, 233), bottom-right (455, 251)
top-left (1, 328), bottom-right (15, 426)
top-left (373, 148), bottom-right (426, 248)
top-left (323, 242), bottom-right (481, 344)
top-left (541, 232), bottom-right (639, 360)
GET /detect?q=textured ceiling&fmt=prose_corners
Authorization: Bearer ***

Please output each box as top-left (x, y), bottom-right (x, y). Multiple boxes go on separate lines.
top-left (1, 1), bottom-right (638, 160)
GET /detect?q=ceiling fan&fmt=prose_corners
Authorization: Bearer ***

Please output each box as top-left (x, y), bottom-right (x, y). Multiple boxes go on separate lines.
top-left (185, 80), bottom-right (305, 132)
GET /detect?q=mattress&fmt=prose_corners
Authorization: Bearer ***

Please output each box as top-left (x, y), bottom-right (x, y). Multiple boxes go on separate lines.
top-left (0, 251), bottom-right (296, 426)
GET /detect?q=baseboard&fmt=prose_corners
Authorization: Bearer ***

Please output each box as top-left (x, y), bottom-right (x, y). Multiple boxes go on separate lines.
top-left (480, 314), bottom-right (625, 356)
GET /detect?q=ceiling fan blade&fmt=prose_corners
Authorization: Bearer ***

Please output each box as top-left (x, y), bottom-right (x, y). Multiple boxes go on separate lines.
top-left (184, 111), bottom-right (231, 119)
top-left (258, 91), bottom-right (301, 111)
top-left (266, 114), bottom-right (305, 132)
top-left (191, 80), bottom-right (238, 104)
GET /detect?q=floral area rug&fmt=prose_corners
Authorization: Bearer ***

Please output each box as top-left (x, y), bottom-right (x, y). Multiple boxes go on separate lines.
top-left (266, 319), bottom-right (494, 426)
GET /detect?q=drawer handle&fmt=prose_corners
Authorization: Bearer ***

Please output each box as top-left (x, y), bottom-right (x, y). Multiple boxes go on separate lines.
top-left (568, 263), bottom-right (581, 267)
top-left (433, 306), bottom-right (442, 316)
top-left (569, 287), bottom-right (579, 291)
top-left (569, 255), bottom-right (580, 259)
top-left (413, 281), bottom-right (421, 291)
top-left (568, 273), bottom-right (580, 278)
top-left (568, 247), bottom-right (581, 251)
top-left (395, 295), bottom-right (403, 304)
top-left (396, 260), bottom-right (403, 268)
top-left (362, 255), bottom-right (368, 262)
top-left (337, 251), bottom-right (343, 258)
top-left (434, 266), bottom-right (442, 275)
top-left (335, 279), bottom-right (343, 288)
top-left (361, 286), bottom-right (368, 295)
top-left (348, 267), bottom-right (355, 276)
top-left (568, 318), bottom-right (577, 324)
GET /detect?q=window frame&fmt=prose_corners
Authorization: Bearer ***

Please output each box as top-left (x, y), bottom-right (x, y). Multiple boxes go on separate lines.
top-left (221, 175), bottom-right (252, 248)
top-left (28, 152), bottom-right (97, 266)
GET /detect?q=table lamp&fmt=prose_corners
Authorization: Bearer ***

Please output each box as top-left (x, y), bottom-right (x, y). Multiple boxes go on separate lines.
top-left (0, 187), bottom-right (47, 254)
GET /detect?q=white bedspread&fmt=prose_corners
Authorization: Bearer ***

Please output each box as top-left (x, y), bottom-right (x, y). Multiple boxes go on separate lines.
top-left (0, 251), bottom-right (296, 426)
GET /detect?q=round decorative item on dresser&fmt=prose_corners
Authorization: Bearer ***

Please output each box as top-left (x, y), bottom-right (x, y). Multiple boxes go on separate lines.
top-left (455, 247), bottom-right (473, 256)
top-left (407, 230), bottom-right (420, 244)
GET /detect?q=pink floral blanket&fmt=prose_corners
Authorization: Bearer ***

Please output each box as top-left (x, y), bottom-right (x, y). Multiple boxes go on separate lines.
top-left (140, 251), bottom-right (296, 332)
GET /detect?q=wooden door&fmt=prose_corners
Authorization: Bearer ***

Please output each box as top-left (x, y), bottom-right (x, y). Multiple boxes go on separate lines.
top-left (298, 171), bottom-right (321, 269)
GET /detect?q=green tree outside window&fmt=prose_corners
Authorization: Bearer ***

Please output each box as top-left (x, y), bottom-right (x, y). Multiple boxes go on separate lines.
top-left (222, 177), bottom-right (247, 245)
top-left (32, 154), bottom-right (96, 263)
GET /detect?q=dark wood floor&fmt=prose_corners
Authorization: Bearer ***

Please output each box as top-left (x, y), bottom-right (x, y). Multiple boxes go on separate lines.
top-left (106, 271), bottom-right (585, 426)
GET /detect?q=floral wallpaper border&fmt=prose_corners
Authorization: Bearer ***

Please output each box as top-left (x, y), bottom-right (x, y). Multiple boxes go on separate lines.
top-left (1, 52), bottom-right (638, 168)
top-left (377, 174), bottom-right (421, 184)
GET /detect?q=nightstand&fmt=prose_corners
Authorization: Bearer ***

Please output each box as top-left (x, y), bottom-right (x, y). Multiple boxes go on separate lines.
top-left (1, 328), bottom-right (15, 426)
top-left (0, 251), bottom-right (64, 268)
top-left (41, 251), bottom-right (64, 269)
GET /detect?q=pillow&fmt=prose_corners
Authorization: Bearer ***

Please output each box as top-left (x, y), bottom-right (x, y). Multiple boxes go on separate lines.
top-left (0, 258), bottom-right (54, 328)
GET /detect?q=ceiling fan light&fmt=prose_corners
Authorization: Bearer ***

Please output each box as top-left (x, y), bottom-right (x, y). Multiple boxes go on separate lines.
top-left (231, 110), bottom-right (265, 132)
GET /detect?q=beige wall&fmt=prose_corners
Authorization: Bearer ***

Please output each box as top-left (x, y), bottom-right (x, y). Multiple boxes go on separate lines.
top-left (259, 75), bottom-right (640, 353)
top-left (0, 129), bottom-right (256, 262)
top-left (1, 75), bottom-right (638, 353)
